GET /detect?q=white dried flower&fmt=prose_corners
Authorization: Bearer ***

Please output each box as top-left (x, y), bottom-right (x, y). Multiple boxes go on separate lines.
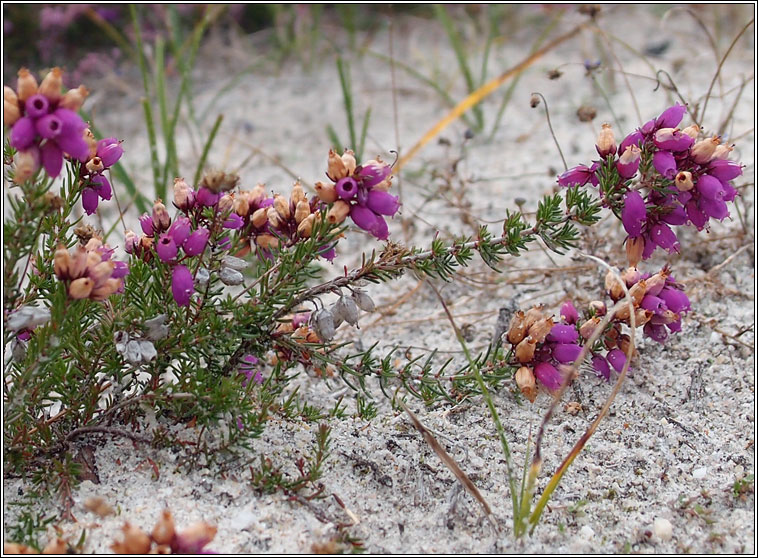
top-left (7, 306), bottom-right (51, 331)
top-left (125, 340), bottom-right (143, 364)
top-left (195, 268), bottom-right (210, 286)
top-left (139, 340), bottom-right (157, 362)
top-left (351, 289), bottom-right (375, 312)
top-left (221, 255), bottom-right (249, 271)
top-left (219, 267), bottom-right (244, 286)
top-left (311, 308), bottom-right (335, 341)
top-left (335, 295), bottom-right (360, 326)
top-left (144, 314), bottom-right (169, 341)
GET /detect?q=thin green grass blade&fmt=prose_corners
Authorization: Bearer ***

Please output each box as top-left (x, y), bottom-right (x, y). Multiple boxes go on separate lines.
top-left (326, 125), bottom-right (343, 153)
top-left (434, 5), bottom-right (484, 131)
top-left (193, 114), bottom-right (224, 187)
top-left (358, 107), bottom-right (372, 162)
top-left (336, 57), bottom-right (357, 151)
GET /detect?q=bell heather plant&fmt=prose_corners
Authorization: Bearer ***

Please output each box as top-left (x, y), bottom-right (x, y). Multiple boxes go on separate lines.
top-left (2, 62), bottom-right (746, 545)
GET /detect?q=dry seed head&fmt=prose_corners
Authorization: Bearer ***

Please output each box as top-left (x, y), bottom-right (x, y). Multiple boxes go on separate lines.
top-left (618, 333), bottom-right (632, 354)
top-left (515, 366), bottom-right (537, 403)
top-left (515, 335), bottom-right (537, 363)
top-left (327, 149), bottom-right (348, 181)
top-left (38, 67), bottom-right (63, 102)
top-left (294, 200), bottom-right (310, 224)
top-left (336, 295), bottom-right (360, 326)
top-left (528, 316), bottom-right (554, 344)
top-left (69, 245), bottom-right (89, 278)
top-left (3, 85), bottom-right (17, 104)
top-left (372, 176), bottom-right (392, 192)
top-left (83, 496), bottom-right (115, 517)
top-left (59, 85), bottom-right (89, 111)
top-left (233, 195), bottom-right (250, 217)
top-left (84, 128), bottom-right (98, 157)
top-left (506, 310), bottom-right (527, 344)
top-left (69, 277), bottom-right (94, 299)
top-left (326, 200), bottom-right (350, 224)
top-left (16, 68), bottom-right (38, 101)
top-left (596, 122), bottom-right (616, 156)
top-left (644, 268), bottom-right (669, 294)
top-left (200, 170), bottom-right (239, 193)
top-left (615, 302), bottom-right (631, 321)
top-left (314, 181), bottom-right (338, 203)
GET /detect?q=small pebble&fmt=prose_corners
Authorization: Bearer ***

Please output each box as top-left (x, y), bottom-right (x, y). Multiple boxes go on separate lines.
top-left (579, 525), bottom-right (595, 539)
top-left (693, 467), bottom-right (707, 479)
top-left (653, 518), bottom-right (673, 541)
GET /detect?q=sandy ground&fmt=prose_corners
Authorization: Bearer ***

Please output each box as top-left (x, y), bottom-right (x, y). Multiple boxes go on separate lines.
top-left (3, 5), bottom-right (755, 554)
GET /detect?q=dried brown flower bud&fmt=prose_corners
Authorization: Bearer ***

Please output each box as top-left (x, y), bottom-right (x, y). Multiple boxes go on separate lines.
top-left (680, 124), bottom-right (700, 139)
top-left (711, 143), bottom-right (734, 160)
top-left (83, 496), bottom-right (114, 517)
top-left (218, 193), bottom-right (234, 213)
top-left (42, 192), bottom-right (63, 211)
top-left (579, 317), bottom-right (601, 340)
top-left (506, 310), bottom-right (527, 344)
top-left (42, 538), bottom-right (67, 554)
top-left (152, 510), bottom-right (176, 546)
top-left (111, 522), bottom-right (151, 554)
top-left (152, 201), bottom-right (171, 232)
top-left (605, 269), bottom-right (625, 301)
top-left (233, 193), bottom-right (250, 217)
top-left (588, 300), bottom-right (606, 316)
top-left (341, 149), bottom-right (357, 175)
top-left (596, 123), bottom-right (616, 156)
top-left (633, 308), bottom-right (653, 326)
top-left (199, 170), bottom-right (239, 193)
top-left (690, 135), bottom-right (721, 164)
top-left (522, 305), bottom-right (546, 332)
top-left (273, 194), bottom-right (291, 220)
top-left (91, 278), bottom-right (121, 301)
top-left (326, 200), bottom-right (350, 224)
top-left (59, 85), bottom-right (89, 111)
top-left (297, 214), bottom-right (315, 238)
top-left (38, 67), bottom-right (63, 102)
top-left (315, 181), bottom-right (338, 203)
top-left (251, 207), bottom-right (269, 228)
top-left (515, 335), bottom-right (537, 363)
top-left (515, 366), bottom-right (537, 403)
top-left (644, 268), bottom-right (669, 295)
top-left (294, 200), bottom-right (310, 224)
top-left (266, 206), bottom-right (282, 228)
top-left (256, 234), bottom-right (279, 250)
top-left (528, 316), bottom-right (554, 344)
top-left (16, 68), bottom-right (38, 101)
top-left (628, 280), bottom-right (647, 305)
top-left (290, 182), bottom-right (306, 205)
top-left (13, 148), bottom-right (41, 184)
top-left (69, 277), bottom-right (94, 299)
top-left (625, 236), bottom-right (644, 268)
top-left (69, 245), bottom-right (89, 278)
top-left (327, 148), bottom-right (348, 181)
top-left (617, 333), bottom-right (632, 354)
top-left (674, 171), bottom-right (694, 192)
top-left (86, 156), bottom-right (105, 174)
top-left (54, 244), bottom-right (72, 278)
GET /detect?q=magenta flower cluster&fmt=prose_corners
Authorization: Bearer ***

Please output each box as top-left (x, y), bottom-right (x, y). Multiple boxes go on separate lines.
top-left (509, 265), bottom-right (691, 400)
top-left (558, 104), bottom-right (743, 264)
top-left (317, 150), bottom-right (400, 240)
top-left (81, 137), bottom-right (124, 215)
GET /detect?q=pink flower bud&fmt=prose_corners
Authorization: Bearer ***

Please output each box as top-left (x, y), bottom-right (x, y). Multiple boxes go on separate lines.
top-left (40, 142), bottom-right (63, 177)
top-left (183, 227), bottom-right (210, 256)
top-left (595, 123), bottom-right (616, 157)
top-left (653, 128), bottom-right (694, 152)
top-left (336, 177), bottom-right (359, 200)
top-left (10, 116), bottom-right (36, 150)
top-left (557, 165), bottom-right (593, 187)
top-left (82, 187), bottom-right (99, 215)
top-left (652, 150), bottom-right (677, 178)
top-left (552, 343), bottom-right (583, 364)
top-left (357, 159), bottom-right (392, 188)
top-left (592, 355), bottom-right (611, 381)
top-left (96, 137), bottom-right (123, 168)
top-left (690, 136), bottom-right (720, 164)
top-left (171, 265), bottom-right (194, 307)
top-left (655, 103), bottom-right (686, 129)
top-left (168, 216), bottom-right (192, 246)
top-left (534, 361), bottom-right (562, 390)
top-left (173, 177), bottom-right (196, 211)
top-left (606, 349), bottom-right (627, 372)
top-left (559, 300), bottom-right (579, 324)
top-left (547, 324), bottom-right (579, 343)
top-left (621, 190), bottom-right (647, 237)
top-left (616, 145), bottom-right (640, 178)
top-left (156, 233), bottom-right (178, 262)
top-left (24, 93), bottom-right (50, 118)
top-left (139, 213), bottom-right (154, 236)
top-left (707, 160), bottom-right (743, 181)
top-left (366, 190), bottom-right (400, 216)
